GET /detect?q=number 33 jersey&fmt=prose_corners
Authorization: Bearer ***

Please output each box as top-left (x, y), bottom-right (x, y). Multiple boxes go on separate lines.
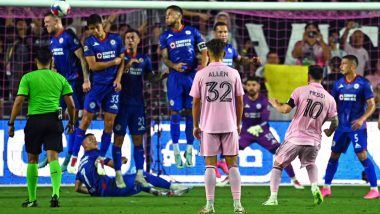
top-left (189, 62), bottom-right (244, 133)
top-left (284, 82), bottom-right (337, 146)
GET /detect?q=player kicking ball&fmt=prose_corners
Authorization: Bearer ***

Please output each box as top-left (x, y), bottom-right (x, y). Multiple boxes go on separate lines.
top-left (263, 65), bottom-right (338, 206)
top-left (190, 39), bottom-right (246, 214)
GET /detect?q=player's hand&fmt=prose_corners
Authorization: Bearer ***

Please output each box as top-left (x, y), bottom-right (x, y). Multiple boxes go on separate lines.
top-left (193, 127), bottom-right (201, 140)
top-left (65, 122), bottom-right (74, 134)
top-left (251, 56), bottom-right (261, 65)
top-left (8, 125), bottom-right (14, 138)
top-left (82, 80), bottom-right (91, 93)
top-left (122, 157), bottom-right (128, 164)
top-left (323, 128), bottom-right (333, 137)
top-left (113, 81), bottom-right (122, 92)
top-left (346, 21), bottom-right (355, 30)
top-left (160, 70), bottom-right (169, 80)
top-left (247, 125), bottom-right (263, 137)
top-left (126, 59), bottom-right (139, 69)
top-left (173, 63), bottom-right (187, 72)
top-left (351, 118), bottom-right (364, 130)
top-left (114, 57), bottom-right (122, 65)
top-left (268, 98), bottom-right (280, 108)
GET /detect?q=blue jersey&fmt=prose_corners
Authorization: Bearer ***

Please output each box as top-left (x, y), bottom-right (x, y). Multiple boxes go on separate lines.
top-left (332, 76), bottom-right (374, 132)
top-left (83, 33), bottom-right (124, 85)
top-left (159, 25), bottom-right (205, 73)
top-left (121, 52), bottom-right (152, 107)
top-left (50, 29), bottom-right (82, 81)
top-left (223, 44), bottom-right (238, 67)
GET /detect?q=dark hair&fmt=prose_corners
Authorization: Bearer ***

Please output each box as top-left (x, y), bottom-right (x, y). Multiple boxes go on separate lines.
top-left (35, 48), bottom-right (52, 65)
top-left (266, 51), bottom-right (278, 59)
top-left (245, 76), bottom-right (260, 84)
top-left (85, 133), bottom-right (94, 138)
top-left (213, 21), bottom-right (228, 31)
top-left (342, 54), bottom-right (359, 67)
top-left (44, 11), bottom-right (55, 18)
top-left (87, 14), bottom-right (102, 26)
top-left (166, 5), bottom-right (183, 16)
top-left (308, 65), bottom-right (323, 80)
top-left (206, 39), bottom-right (226, 57)
top-left (125, 28), bottom-right (141, 38)
top-left (304, 22), bottom-right (320, 32)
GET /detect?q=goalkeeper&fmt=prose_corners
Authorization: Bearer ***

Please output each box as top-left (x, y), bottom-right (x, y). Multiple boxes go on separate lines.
top-left (239, 77), bottom-right (303, 189)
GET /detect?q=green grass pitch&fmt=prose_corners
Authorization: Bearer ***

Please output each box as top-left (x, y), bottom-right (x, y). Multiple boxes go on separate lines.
top-left (0, 186), bottom-right (378, 214)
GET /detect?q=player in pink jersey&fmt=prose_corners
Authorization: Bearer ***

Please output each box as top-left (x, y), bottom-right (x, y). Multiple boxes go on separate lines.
top-left (263, 65), bottom-right (338, 206)
top-left (190, 39), bottom-right (246, 214)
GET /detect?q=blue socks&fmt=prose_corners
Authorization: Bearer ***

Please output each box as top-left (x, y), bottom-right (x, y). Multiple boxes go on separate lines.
top-left (324, 158), bottom-right (339, 185)
top-left (72, 128), bottom-right (86, 157)
top-left (360, 158), bottom-right (378, 187)
top-left (185, 115), bottom-right (194, 145)
top-left (112, 145), bottom-right (122, 171)
top-left (134, 145), bottom-right (144, 170)
top-left (170, 114), bottom-right (181, 144)
top-left (100, 132), bottom-right (112, 157)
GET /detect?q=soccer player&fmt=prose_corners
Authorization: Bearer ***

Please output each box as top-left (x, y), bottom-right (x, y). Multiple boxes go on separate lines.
top-left (67, 14), bottom-right (125, 178)
top-left (320, 55), bottom-right (380, 199)
top-left (263, 65), bottom-right (338, 206)
top-left (113, 28), bottom-right (160, 188)
top-left (239, 77), bottom-right (303, 189)
top-left (191, 39), bottom-right (246, 214)
top-left (42, 12), bottom-right (90, 171)
top-left (160, 5), bottom-right (208, 168)
top-left (8, 48), bottom-right (75, 207)
top-left (75, 133), bottom-right (191, 197)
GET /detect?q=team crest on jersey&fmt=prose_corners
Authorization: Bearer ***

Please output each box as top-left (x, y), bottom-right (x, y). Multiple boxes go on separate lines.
top-left (354, 83), bottom-right (360, 89)
top-left (228, 48), bottom-right (232, 53)
top-left (110, 39), bottom-right (116, 45)
top-left (89, 102), bottom-right (96, 109)
top-left (256, 103), bottom-right (262, 109)
top-left (59, 38), bottom-right (64, 44)
top-left (170, 42), bottom-right (176, 49)
top-left (185, 30), bottom-right (191, 35)
top-left (115, 124), bottom-right (121, 131)
top-left (96, 53), bottom-right (102, 59)
top-left (169, 99), bottom-right (175, 106)
top-left (139, 58), bottom-right (144, 63)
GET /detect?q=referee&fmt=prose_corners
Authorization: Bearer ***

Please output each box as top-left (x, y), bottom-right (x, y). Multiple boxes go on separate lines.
top-left (8, 48), bottom-right (75, 208)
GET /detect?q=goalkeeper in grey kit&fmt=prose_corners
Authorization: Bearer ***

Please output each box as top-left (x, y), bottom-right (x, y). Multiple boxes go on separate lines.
top-left (239, 77), bottom-right (303, 189)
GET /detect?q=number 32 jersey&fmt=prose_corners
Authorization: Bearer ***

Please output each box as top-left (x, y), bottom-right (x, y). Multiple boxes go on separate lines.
top-left (284, 82), bottom-right (337, 146)
top-left (189, 62), bottom-right (244, 133)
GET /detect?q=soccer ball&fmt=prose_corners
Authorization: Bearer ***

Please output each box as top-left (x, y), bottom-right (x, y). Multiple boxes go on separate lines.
top-left (51, 0), bottom-right (71, 17)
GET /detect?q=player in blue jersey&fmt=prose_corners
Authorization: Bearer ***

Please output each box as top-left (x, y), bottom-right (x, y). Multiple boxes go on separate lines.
top-left (213, 22), bottom-right (260, 68)
top-left (67, 14), bottom-right (125, 178)
top-left (320, 55), bottom-right (380, 199)
top-left (160, 5), bottom-right (208, 168)
top-left (40, 12), bottom-right (90, 171)
top-left (113, 28), bottom-right (162, 188)
top-left (75, 133), bottom-right (192, 197)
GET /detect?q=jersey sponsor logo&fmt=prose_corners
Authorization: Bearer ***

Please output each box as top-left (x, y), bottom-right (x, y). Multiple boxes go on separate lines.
top-left (52, 48), bottom-right (64, 55)
top-left (167, 34), bottom-right (173, 39)
top-left (339, 94), bottom-right (357, 101)
top-left (244, 112), bottom-right (261, 119)
top-left (354, 83), bottom-right (360, 89)
top-left (172, 39), bottom-right (192, 48)
top-left (59, 38), bottom-right (64, 44)
top-left (89, 102), bottom-right (96, 109)
top-left (96, 53), bottom-right (103, 59)
top-left (96, 51), bottom-right (116, 60)
top-left (93, 42), bottom-right (100, 46)
top-left (185, 30), bottom-right (191, 35)
top-left (110, 39), bottom-right (116, 45)
top-left (256, 103), bottom-right (262, 109)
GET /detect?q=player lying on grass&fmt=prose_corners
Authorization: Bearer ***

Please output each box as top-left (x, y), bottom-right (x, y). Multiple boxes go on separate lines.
top-left (75, 133), bottom-right (191, 197)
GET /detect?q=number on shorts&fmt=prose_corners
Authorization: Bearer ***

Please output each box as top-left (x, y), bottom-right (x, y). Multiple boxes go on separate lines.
top-left (111, 95), bottom-right (119, 103)
top-left (138, 117), bottom-right (145, 127)
top-left (354, 133), bottom-right (359, 143)
top-left (206, 81), bottom-right (232, 102)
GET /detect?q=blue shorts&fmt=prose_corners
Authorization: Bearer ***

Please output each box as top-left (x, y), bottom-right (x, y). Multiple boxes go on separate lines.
top-left (167, 71), bottom-right (195, 112)
top-left (84, 84), bottom-right (120, 114)
top-left (60, 79), bottom-right (84, 110)
top-left (114, 106), bottom-right (146, 136)
top-left (331, 129), bottom-right (367, 153)
top-left (99, 174), bottom-right (141, 197)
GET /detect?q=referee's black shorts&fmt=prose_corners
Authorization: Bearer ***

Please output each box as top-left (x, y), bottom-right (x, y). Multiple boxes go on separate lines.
top-left (24, 112), bottom-right (64, 154)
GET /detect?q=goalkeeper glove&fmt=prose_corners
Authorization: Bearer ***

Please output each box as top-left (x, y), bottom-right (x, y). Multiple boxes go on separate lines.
top-left (247, 125), bottom-right (263, 137)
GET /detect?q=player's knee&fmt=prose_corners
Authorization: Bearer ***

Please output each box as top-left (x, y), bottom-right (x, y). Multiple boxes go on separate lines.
top-left (104, 119), bottom-right (115, 131)
top-left (27, 154), bottom-right (39, 163)
top-left (114, 135), bottom-right (124, 147)
top-left (132, 135), bottom-right (143, 146)
top-left (80, 113), bottom-right (93, 129)
top-left (356, 150), bottom-right (367, 161)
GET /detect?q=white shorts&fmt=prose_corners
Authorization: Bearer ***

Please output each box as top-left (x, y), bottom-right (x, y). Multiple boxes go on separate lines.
top-left (199, 131), bottom-right (239, 156)
top-left (275, 141), bottom-right (320, 168)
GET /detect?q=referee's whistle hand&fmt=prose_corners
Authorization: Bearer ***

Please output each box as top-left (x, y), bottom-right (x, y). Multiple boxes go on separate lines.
top-left (8, 126), bottom-right (15, 138)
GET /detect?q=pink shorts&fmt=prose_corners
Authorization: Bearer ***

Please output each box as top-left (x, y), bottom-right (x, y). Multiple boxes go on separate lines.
top-left (199, 131), bottom-right (239, 156)
top-left (275, 141), bottom-right (320, 168)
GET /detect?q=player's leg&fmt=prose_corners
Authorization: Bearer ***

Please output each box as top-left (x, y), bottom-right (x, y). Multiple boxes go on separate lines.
top-left (263, 132), bottom-right (304, 189)
top-left (46, 150), bottom-right (61, 207)
top-left (113, 110), bottom-right (128, 188)
top-left (97, 111), bottom-right (117, 175)
top-left (299, 146), bottom-right (322, 205)
top-left (263, 141), bottom-right (298, 206)
top-left (321, 130), bottom-right (348, 197)
top-left (352, 130), bottom-right (380, 199)
top-left (182, 109), bottom-right (194, 167)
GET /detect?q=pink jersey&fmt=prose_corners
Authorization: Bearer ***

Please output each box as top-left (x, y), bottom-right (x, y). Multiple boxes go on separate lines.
top-left (285, 82), bottom-right (337, 146)
top-left (190, 62), bottom-right (244, 133)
